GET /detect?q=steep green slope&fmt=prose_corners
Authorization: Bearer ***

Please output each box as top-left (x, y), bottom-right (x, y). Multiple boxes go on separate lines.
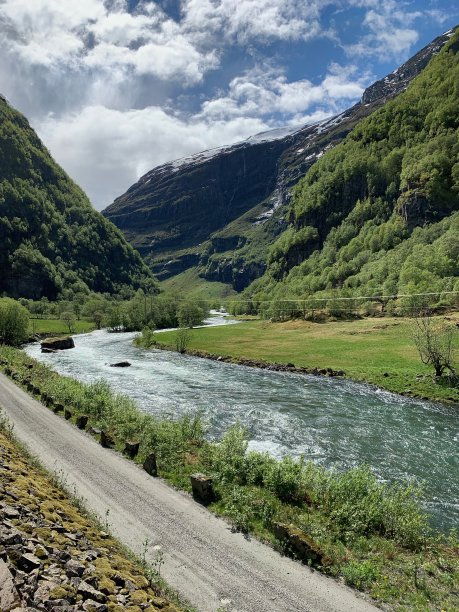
top-left (244, 29), bottom-right (459, 312)
top-left (0, 96), bottom-right (154, 299)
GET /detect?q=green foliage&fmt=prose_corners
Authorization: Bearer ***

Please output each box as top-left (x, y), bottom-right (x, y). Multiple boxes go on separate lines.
top-left (242, 31), bottom-right (459, 314)
top-left (341, 560), bottom-right (380, 590)
top-left (0, 297), bottom-right (29, 345)
top-left (317, 466), bottom-right (429, 548)
top-left (177, 300), bottom-right (206, 328)
top-left (175, 328), bottom-right (190, 353)
top-left (0, 97), bottom-right (155, 300)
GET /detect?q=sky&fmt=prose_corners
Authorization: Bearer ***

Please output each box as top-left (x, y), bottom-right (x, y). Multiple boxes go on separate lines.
top-left (0, 0), bottom-right (457, 210)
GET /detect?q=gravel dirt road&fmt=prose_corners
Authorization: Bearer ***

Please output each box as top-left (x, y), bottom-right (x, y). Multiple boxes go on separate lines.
top-left (0, 372), bottom-right (378, 612)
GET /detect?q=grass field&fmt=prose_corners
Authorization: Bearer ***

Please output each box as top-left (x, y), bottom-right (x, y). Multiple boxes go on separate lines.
top-left (156, 315), bottom-right (459, 403)
top-left (160, 267), bottom-right (235, 302)
top-left (29, 318), bottom-right (95, 336)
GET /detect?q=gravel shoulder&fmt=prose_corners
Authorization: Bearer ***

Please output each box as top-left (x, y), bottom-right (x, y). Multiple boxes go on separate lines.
top-left (0, 372), bottom-right (378, 612)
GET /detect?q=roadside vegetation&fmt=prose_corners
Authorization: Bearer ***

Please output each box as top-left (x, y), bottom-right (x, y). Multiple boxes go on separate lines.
top-left (0, 346), bottom-right (457, 610)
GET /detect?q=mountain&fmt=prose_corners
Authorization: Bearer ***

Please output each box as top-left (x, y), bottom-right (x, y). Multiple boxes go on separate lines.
top-left (103, 28), bottom-right (454, 292)
top-left (243, 27), bottom-right (459, 315)
top-left (0, 96), bottom-right (155, 300)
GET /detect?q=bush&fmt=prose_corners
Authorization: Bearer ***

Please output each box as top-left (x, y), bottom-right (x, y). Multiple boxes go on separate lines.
top-left (0, 298), bottom-right (30, 346)
top-left (264, 455), bottom-right (305, 502)
top-left (211, 424), bottom-right (248, 485)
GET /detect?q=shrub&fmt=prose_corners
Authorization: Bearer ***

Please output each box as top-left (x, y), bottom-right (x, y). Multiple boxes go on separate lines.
top-left (0, 298), bottom-right (29, 346)
top-left (264, 455), bottom-right (305, 502)
top-left (211, 424), bottom-right (248, 485)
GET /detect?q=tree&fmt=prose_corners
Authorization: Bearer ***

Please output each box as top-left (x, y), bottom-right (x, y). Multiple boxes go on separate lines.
top-left (175, 328), bottom-right (190, 353)
top-left (0, 298), bottom-right (30, 346)
top-left (93, 311), bottom-right (104, 330)
top-left (177, 301), bottom-right (205, 328)
top-left (412, 315), bottom-right (457, 377)
top-left (60, 311), bottom-right (76, 334)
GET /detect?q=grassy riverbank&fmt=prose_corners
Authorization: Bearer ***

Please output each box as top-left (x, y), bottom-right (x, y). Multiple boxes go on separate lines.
top-left (152, 316), bottom-right (459, 404)
top-left (1, 346), bottom-right (458, 610)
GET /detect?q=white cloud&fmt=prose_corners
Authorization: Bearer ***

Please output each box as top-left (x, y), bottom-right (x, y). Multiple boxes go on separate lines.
top-left (199, 62), bottom-right (369, 121)
top-left (345, 0), bottom-right (421, 59)
top-left (0, 0), bottom-right (450, 213)
top-left (0, 0), bottom-right (218, 85)
top-left (37, 105), bottom-right (269, 208)
top-left (182, 0), bottom-right (330, 43)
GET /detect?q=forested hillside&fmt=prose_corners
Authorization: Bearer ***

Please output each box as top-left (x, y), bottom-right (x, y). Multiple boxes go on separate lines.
top-left (242, 29), bottom-right (459, 316)
top-left (0, 96), bottom-right (154, 300)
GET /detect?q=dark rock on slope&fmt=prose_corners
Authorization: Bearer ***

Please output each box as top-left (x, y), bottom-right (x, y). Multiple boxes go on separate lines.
top-left (103, 29), bottom-right (454, 291)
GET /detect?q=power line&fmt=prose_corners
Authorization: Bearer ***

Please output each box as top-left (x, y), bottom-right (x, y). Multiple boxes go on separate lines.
top-left (225, 290), bottom-right (459, 305)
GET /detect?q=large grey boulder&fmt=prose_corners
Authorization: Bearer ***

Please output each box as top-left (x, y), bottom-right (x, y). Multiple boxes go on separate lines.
top-left (41, 336), bottom-right (75, 351)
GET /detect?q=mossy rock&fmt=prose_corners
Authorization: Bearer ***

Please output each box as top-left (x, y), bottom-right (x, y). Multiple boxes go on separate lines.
top-left (130, 590), bottom-right (149, 605)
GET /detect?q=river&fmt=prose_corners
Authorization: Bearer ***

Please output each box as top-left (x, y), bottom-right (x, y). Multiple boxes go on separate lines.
top-left (26, 319), bottom-right (458, 531)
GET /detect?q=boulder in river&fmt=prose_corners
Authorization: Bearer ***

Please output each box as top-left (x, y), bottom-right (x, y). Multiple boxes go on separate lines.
top-left (110, 361), bottom-right (131, 368)
top-left (40, 336), bottom-right (75, 351)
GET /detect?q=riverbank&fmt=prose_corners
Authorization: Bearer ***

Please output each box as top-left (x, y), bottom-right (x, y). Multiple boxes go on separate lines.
top-left (1, 345), bottom-right (458, 611)
top-left (149, 316), bottom-right (459, 404)
top-left (0, 419), bottom-right (181, 612)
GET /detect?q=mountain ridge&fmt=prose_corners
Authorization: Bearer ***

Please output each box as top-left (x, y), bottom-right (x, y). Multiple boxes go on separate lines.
top-left (103, 27), bottom-right (455, 292)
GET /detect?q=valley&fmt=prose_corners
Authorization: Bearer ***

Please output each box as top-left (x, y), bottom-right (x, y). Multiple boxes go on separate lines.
top-left (0, 12), bottom-right (458, 612)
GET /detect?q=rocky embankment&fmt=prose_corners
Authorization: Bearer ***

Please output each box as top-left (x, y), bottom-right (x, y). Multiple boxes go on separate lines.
top-left (0, 431), bottom-right (178, 612)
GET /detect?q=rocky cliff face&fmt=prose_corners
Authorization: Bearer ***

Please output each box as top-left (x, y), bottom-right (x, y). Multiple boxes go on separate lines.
top-left (103, 29), bottom-right (454, 291)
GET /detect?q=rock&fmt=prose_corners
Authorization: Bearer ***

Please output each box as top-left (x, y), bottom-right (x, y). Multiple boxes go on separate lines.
top-left (41, 347), bottom-right (58, 354)
top-left (143, 453), bottom-right (158, 477)
top-left (41, 337), bottom-right (75, 351)
top-left (109, 361), bottom-right (131, 368)
top-left (2, 505), bottom-right (20, 519)
top-left (272, 522), bottom-right (326, 566)
top-left (0, 559), bottom-right (21, 612)
top-left (76, 415), bottom-right (89, 430)
top-left (17, 552), bottom-right (41, 573)
top-left (123, 440), bottom-right (140, 458)
top-left (33, 579), bottom-right (59, 604)
top-left (82, 601), bottom-right (108, 611)
top-left (99, 431), bottom-right (114, 449)
top-left (77, 580), bottom-right (106, 603)
top-left (65, 559), bottom-right (85, 578)
top-left (53, 404), bottom-right (64, 414)
top-left (190, 473), bottom-right (215, 505)
top-left (0, 526), bottom-right (23, 546)
top-left (64, 409), bottom-right (72, 420)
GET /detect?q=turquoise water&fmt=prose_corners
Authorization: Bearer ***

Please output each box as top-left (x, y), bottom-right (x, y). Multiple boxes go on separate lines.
top-left (27, 329), bottom-right (459, 531)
